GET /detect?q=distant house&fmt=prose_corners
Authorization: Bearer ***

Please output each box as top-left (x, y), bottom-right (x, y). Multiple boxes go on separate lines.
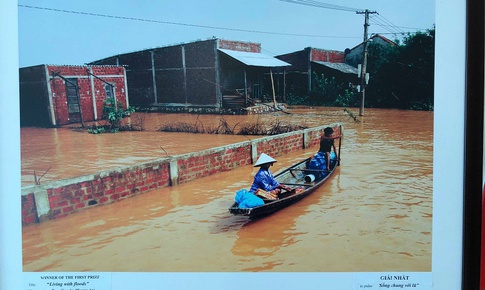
top-left (20, 64), bottom-right (128, 127)
top-left (88, 38), bottom-right (290, 112)
top-left (344, 34), bottom-right (397, 67)
top-left (276, 47), bottom-right (358, 97)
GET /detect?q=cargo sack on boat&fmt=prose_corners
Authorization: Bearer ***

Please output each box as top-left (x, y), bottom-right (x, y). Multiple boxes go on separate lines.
top-left (235, 189), bottom-right (264, 208)
top-left (308, 152), bottom-right (336, 178)
top-left (255, 189), bottom-right (277, 200)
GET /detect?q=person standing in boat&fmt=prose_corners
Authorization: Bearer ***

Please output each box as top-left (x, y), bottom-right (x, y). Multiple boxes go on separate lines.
top-left (318, 127), bottom-right (340, 170)
top-left (250, 153), bottom-right (291, 195)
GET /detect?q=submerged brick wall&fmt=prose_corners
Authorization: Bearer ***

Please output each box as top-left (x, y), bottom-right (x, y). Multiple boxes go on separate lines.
top-left (21, 123), bottom-right (342, 226)
top-left (256, 132), bottom-right (304, 158)
top-left (45, 163), bottom-right (171, 220)
top-left (177, 146), bottom-right (252, 184)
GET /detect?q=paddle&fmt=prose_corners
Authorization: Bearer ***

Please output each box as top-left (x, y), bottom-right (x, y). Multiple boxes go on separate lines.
top-left (337, 125), bottom-right (342, 166)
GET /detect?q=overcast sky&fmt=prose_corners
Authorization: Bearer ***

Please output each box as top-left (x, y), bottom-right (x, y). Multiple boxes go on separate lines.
top-left (18, 0), bottom-right (435, 68)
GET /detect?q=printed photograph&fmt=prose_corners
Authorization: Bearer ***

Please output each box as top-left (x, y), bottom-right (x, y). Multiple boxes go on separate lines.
top-left (19, 0), bottom-right (435, 276)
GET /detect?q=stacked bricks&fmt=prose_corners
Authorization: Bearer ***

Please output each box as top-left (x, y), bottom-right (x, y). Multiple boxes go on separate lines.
top-left (47, 65), bottom-right (127, 126)
top-left (177, 145), bottom-right (252, 184)
top-left (256, 132), bottom-right (304, 158)
top-left (23, 161), bottom-right (171, 224)
top-left (218, 39), bottom-right (261, 53)
top-left (310, 48), bottom-right (345, 63)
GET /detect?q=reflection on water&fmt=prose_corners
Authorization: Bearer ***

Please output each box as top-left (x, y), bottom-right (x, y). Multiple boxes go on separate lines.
top-left (22, 107), bottom-right (433, 272)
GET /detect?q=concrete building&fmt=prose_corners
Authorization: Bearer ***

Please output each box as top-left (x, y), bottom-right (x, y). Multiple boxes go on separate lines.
top-left (89, 38), bottom-right (290, 113)
top-left (20, 64), bottom-right (128, 127)
top-left (276, 47), bottom-right (359, 97)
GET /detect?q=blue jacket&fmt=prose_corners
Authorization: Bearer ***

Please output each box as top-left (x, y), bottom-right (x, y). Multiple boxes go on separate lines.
top-left (250, 168), bottom-right (280, 193)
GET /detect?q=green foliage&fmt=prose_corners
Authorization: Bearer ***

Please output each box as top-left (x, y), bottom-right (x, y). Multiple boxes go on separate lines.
top-left (102, 98), bottom-right (135, 129)
top-left (102, 98), bottom-right (134, 128)
top-left (87, 126), bottom-right (106, 134)
top-left (308, 72), bottom-right (359, 107)
top-left (366, 28), bottom-right (435, 110)
top-left (285, 93), bottom-right (309, 105)
top-left (309, 72), bottom-right (338, 105)
top-left (88, 99), bottom-right (135, 134)
top-left (333, 89), bottom-right (359, 107)
top-left (285, 28), bottom-right (435, 111)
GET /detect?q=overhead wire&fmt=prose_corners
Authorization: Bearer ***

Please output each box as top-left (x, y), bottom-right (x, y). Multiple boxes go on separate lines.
top-left (279, 0), bottom-right (362, 12)
top-left (19, 2), bottom-right (428, 46)
top-left (371, 14), bottom-right (406, 35)
top-left (18, 4), bottom-right (359, 40)
top-left (280, 1), bottom-right (430, 36)
top-left (370, 16), bottom-right (404, 35)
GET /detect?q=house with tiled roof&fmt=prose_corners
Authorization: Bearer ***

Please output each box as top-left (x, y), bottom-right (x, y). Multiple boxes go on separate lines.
top-left (344, 34), bottom-right (397, 68)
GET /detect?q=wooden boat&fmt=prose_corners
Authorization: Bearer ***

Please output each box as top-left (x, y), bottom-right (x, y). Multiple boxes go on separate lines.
top-left (228, 156), bottom-right (338, 218)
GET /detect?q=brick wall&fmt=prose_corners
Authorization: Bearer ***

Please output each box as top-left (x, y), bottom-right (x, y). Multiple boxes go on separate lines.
top-left (177, 146), bottom-right (252, 184)
top-left (41, 162), bottom-right (171, 221)
top-left (47, 65), bottom-right (127, 126)
top-left (256, 133), bottom-right (304, 158)
top-left (218, 39), bottom-right (261, 53)
top-left (21, 123), bottom-right (342, 226)
top-left (310, 49), bottom-right (345, 63)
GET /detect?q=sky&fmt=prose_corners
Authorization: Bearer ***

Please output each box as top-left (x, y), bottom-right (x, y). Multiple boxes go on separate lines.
top-left (18, 0), bottom-right (435, 68)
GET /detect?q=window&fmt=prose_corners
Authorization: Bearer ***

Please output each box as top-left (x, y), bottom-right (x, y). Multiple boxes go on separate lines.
top-left (65, 78), bottom-right (80, 113)
top-left (105, 84), bottom-right (114, 100)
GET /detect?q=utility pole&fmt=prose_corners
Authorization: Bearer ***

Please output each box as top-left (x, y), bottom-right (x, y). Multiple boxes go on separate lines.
top-left (356, 9), bottom-right (377, 116)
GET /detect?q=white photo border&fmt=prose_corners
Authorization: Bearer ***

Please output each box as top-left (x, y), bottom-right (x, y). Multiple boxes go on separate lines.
top-left (0, 0), bottom-right (470, 289)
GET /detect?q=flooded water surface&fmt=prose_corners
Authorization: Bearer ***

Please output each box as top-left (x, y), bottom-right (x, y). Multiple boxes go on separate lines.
top-left (22, 107), bottom-right (433, 272)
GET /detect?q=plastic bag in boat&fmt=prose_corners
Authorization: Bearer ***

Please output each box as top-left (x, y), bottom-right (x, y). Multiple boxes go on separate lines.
top-left (308, 152), bottom-right (336, 179)
top-left (235, 189), bottom-right (264, 208)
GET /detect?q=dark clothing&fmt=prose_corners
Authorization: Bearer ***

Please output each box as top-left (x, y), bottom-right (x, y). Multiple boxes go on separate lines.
top-left (319, 137), bottom-right (334, 153)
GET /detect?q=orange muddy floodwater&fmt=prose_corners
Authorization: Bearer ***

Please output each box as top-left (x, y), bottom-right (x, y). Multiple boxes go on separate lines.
top-left (21, 107), bottom-right (433, 272)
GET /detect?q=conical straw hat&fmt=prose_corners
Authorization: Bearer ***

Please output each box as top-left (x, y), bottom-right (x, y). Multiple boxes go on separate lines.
top-left (254, 153), bottom-right (277, 167)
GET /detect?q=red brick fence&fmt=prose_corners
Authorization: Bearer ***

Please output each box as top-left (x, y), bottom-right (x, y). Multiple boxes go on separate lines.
top-left (21, 123), bottom-right (342, 226)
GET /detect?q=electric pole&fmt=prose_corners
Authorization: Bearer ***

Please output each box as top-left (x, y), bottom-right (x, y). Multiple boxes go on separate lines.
top-left (356, 9), bottom-right (377, 116)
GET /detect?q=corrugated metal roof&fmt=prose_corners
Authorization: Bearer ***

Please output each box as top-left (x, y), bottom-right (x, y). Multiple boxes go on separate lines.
top-left (218, 49), bottom-right (291, 67)
top-left (312, 61), bottom-right (358, 74)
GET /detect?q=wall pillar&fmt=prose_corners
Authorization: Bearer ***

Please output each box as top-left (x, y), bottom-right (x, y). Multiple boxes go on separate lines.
top-left (151, 51), bottom-right (158, 104)
top-left (303, 129), bottom-right (310, 149)
top-left (169, 159), bottom-right (179, 186)
top-left (44, 65), bottom-right (57, 126)
top-left (33, 190), bottom-right (50, 221)
top-left (251, 141), bottom-right (258, 165)
top-left (88, 67), bottom-right (98, 120)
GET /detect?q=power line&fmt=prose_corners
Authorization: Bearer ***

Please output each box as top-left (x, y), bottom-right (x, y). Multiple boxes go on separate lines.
top-left (370, 16), bottom-right (404, 35)
top-left (371, 14), bottom-right (406, 34)
top-left (280, 1), bottom-right (428, 35)
top-left (279, 0), bottom-right (362, 12)
top-left (18, 4), bottom-right (359, 40)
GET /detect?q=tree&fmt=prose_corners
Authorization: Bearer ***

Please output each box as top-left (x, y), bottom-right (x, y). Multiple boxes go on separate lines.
top-left (366, 28), bottom-right (435, 110)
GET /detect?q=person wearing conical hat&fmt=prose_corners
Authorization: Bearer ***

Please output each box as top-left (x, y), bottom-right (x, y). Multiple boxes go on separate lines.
top-left (250, 153), bottom-right (291, 195)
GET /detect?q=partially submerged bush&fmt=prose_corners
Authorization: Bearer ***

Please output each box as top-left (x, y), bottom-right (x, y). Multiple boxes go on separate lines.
top-left (159, 122), bottom-right (202, 133)
top-left (87, 100), bottom-right (137, 134)
top-left (159, 117), bottom-right (307, 136)
top-left (102, 98), bottom-right (135, 130)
